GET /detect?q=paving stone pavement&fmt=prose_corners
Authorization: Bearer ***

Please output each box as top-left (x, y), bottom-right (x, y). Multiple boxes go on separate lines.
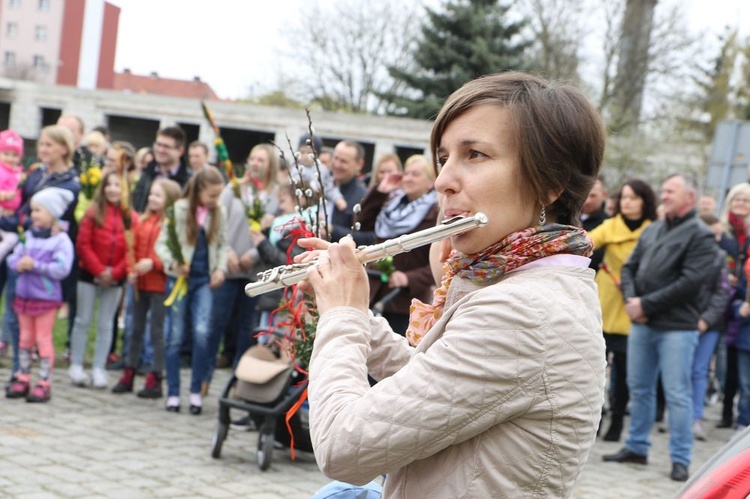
top-left (0, 363), bottom-right (735, 498)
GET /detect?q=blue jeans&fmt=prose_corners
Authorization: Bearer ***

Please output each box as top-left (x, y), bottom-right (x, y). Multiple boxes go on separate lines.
top-left (625, 324), bottom-right (698, 466)
top-left (206, 279), bottom-right (259, 381)
top-left (736, 350), bottom-right (750, 426)
top-left (164, 277), bottom-right (213, 398)
top-left (692, 330), bottom-right (720, 420)
top-left (120, 284), bottom-right (153, 367)
top-left (3, 267), bottom-right (19, 375)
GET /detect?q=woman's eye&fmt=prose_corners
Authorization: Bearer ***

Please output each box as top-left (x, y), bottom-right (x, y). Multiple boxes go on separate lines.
top-left (468, 149), bottom-right (485, 159)
top-left (436, 156), bottom-right (448, 168)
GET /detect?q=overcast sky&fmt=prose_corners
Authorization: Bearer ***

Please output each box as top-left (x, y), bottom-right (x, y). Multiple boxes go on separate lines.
top-left (112, 0), bottom-right (749, 101)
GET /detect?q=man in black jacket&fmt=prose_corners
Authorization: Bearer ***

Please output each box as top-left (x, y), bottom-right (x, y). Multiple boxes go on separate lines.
top-left (132, 126), bottom-right (190, 213)
top-left (603, 173), bottom-right (717, 483)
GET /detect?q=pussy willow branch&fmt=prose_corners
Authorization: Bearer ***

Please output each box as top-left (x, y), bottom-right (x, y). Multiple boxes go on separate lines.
top-left (305, 108), bottom-right (330, 235)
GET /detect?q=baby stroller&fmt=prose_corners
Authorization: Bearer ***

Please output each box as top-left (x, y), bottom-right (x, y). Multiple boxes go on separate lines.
top-left (211, 272), bottom-right (402, 470)
top-left (210, 331), bottom-right (311, 470)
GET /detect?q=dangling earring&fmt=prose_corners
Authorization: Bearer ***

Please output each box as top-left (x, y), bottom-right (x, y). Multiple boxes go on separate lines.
top-left (538, 206), bottom-right (546, 226)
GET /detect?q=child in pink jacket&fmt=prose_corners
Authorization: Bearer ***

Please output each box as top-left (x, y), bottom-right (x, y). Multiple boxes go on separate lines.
top-left (0, 130), bottom-right (23, 261)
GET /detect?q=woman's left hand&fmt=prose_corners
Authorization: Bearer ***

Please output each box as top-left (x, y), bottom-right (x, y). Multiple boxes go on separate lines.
top-left (305, 237), bottom-right (369, 315)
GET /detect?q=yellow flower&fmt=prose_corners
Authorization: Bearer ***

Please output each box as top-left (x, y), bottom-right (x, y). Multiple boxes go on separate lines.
top-left (88, 167), bottom-right (102, 186)
top-left (80, 172), bottom-right (89, 185)
top-left (249, 219), bottom-right (261, 232)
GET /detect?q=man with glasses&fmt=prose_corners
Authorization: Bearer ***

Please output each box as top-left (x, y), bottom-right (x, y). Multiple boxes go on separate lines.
top-left (132, 127), bottom-right (190, 213)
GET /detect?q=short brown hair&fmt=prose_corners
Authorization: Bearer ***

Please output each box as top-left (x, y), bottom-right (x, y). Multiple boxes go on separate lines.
top-left (157, 126), bottom-right (186, 149)
top-left (430, 72), bottom-right (605, 225)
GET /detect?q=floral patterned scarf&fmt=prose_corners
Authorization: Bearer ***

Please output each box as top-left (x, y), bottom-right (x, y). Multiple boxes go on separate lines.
top-left (405, 224), bottom-right (593, 346)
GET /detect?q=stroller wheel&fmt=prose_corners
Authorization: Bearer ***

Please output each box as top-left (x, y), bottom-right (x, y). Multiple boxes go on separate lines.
top-left (211, 422), bottom-right (229, 459)
top-left (257, 431), bottom-right (274, 470)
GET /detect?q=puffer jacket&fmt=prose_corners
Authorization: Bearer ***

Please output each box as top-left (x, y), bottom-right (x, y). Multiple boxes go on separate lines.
top-left (309, 263), bottom-right (606, 498)
top-left (133, 212), bottom-right (166, 293)
top-left (588, 214), bottom-right (651, 335)
top-left (77, 203), bottom-right (137, 283)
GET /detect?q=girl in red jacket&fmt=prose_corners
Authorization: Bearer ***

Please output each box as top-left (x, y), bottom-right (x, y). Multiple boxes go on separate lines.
top-left (68, 169), bottom-right (138, 389)
top-left (111, 178), bottom-right (181, 398)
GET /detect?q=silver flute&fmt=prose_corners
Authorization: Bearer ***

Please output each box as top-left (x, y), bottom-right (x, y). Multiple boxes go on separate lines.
top-left (244, 212), bottom-right (489, 297)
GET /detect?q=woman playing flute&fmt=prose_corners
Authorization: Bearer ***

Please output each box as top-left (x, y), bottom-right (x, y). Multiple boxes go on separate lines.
top-left (301, 72), bottom-right (607, 498)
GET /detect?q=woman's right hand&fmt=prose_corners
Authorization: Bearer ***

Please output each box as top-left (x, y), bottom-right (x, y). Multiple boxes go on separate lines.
top-left (377, 172), bottom-right (403, 194)
top-left (305, 237), bottom-right (369, 315)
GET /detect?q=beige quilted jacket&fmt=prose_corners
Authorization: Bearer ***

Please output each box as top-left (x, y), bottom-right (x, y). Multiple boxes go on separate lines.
top-left (309, 264), bottom-right (606, 498)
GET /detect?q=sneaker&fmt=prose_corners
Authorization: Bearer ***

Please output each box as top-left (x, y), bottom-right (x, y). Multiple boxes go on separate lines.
top-left (68, 364), bottom-right (90, 387)
top-left (26, 383), bottom-right (51, 403)
top-left (6, 378), bottom-right (30, 398)
top-left (137, 372), bottom-right (163, 399)
top-left (92, 368), bottom-right (108, 389)
top-left (230, 415), bottom-right (257, 431)
top-left (112, 368), bottom-right (135, 394)
top-left (692, 419), bottom-right (707, 441)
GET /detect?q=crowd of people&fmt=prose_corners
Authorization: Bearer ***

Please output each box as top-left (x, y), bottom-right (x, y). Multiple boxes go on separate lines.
top-left (0, 72), bottom-right (747, 494)
top-left (580, 173), bottom-right (749, 482)
top-left (0, 115), bottom-right (440, 416)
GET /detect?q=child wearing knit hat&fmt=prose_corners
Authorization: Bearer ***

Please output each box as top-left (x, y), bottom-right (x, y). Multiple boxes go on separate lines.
top-left (5, 187), bottom-right (75, 402)
top-left (0, 130), bottom-right (24, 356)
top-left (0, 130), bottom-right (24, 258)
top-left (0, 130), bottom-right (23, 211)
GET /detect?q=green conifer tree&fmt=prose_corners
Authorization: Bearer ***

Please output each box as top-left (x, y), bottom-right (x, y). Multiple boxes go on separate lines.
top-left (384, 0), bottom-right (532, 119)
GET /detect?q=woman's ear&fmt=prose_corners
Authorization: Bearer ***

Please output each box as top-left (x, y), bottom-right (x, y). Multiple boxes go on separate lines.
top-left (545, 189), bottom-right (563, 206)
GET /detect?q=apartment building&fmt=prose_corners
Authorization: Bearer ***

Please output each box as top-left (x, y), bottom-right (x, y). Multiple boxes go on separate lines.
top-left (0, 0), bottom-right (119, 88)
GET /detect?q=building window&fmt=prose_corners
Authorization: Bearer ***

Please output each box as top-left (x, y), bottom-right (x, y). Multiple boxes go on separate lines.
top-left (38, 0), bottom-right (49, 10)
top-left (33, 55), bottom-right (45, 69)
top-left (6, 22), bottom-right (19, 39)
top-left (8, 0), bottom-right (21, 9)
top-left (4, 51), bottom-right (16, 68)
top-left (35, 25), bottom-right (46, 41)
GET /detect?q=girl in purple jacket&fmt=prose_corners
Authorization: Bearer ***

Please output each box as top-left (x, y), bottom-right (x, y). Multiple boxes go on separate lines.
top-left (5, 187), bottom-right (75, 402)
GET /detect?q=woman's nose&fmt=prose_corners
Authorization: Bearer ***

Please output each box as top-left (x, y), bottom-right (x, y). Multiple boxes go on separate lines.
top-left (435, 162), bottom-right (457, 195)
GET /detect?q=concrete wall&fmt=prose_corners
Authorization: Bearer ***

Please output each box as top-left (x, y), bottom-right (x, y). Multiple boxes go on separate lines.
top-left (0, 77), bottom-right (432, 169)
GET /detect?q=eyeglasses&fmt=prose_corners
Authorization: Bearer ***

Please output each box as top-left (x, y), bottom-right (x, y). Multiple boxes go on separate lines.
top-left (732, 198), bottom-right (750, 204)
top-left (153, 141), bottom-right (177, 150)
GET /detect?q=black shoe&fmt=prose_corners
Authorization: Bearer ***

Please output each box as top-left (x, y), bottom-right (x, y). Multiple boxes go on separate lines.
top-left (671, 462), bottom-right (689, 481)
top-left (602, 447), bottom-right (647, 464)
top-left (165, 404), bottom-right (180, 413)
top-left (716, 418), bottom-right (734, 429)
top-left (189, 404), bottom-right (202, 415)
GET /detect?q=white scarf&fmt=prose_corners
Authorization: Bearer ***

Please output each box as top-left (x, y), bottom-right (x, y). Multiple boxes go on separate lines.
top-left (375, 189), bottom-right (437, 239)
